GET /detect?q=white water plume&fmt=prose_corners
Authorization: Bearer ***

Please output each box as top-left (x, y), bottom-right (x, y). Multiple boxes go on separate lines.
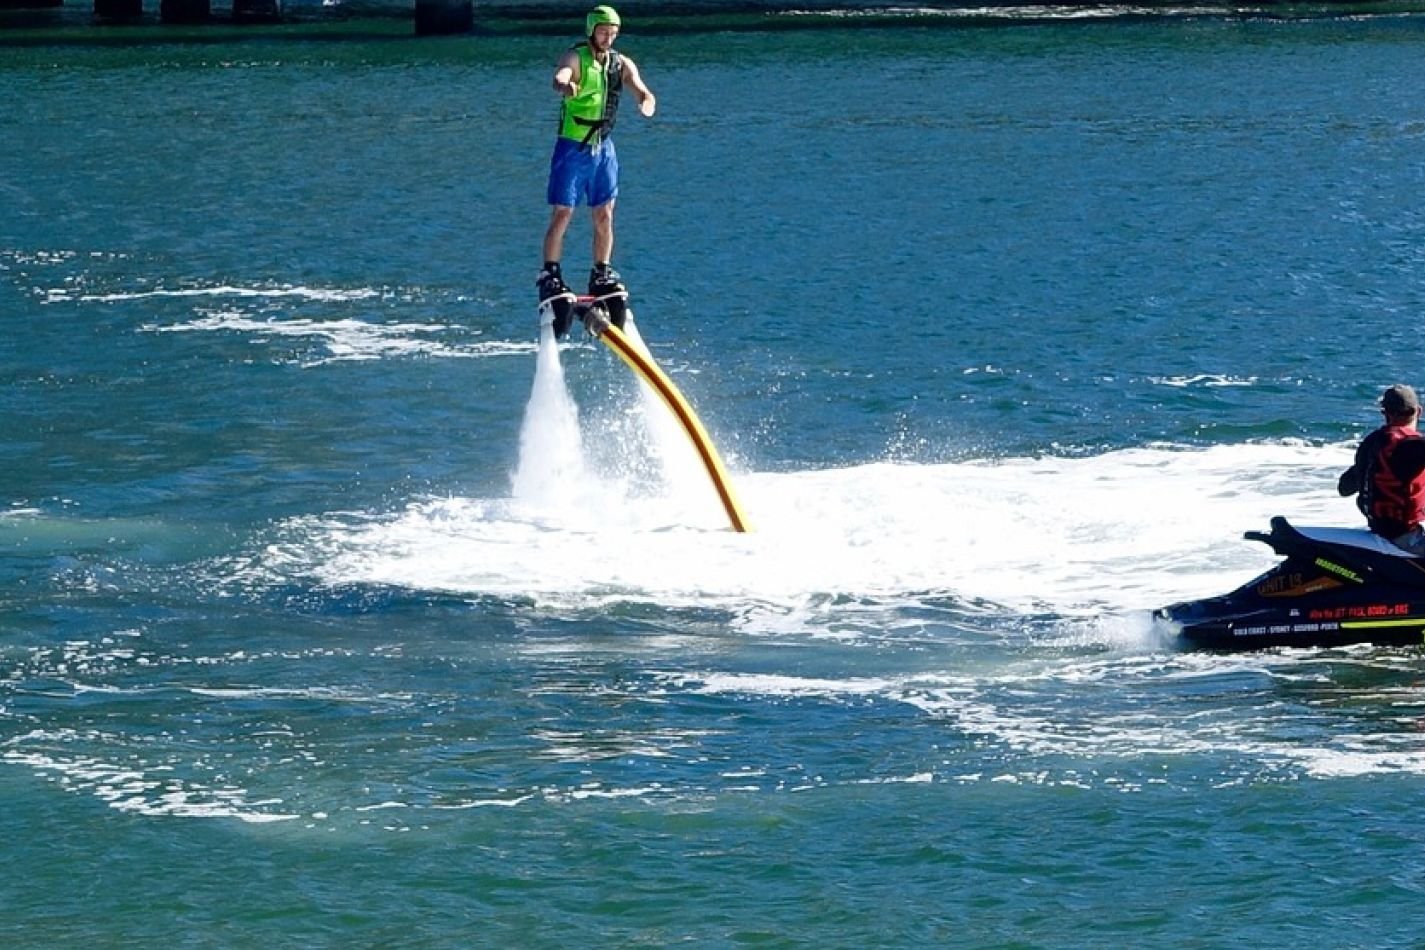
top-left (507, 317), bottom-right (734, 531)
top-left (509, 323), bottom-right (590, 514)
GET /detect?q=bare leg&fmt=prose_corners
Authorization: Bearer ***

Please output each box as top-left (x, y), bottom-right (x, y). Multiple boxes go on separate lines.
top-left (543, 206), bottom-right (575, 264)
top-left (591, 200), bottom-right (616, 265)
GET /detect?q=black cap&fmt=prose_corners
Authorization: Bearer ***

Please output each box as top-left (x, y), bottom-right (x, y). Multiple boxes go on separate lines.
top-left (1381, 384), bottom-right (1420, 415)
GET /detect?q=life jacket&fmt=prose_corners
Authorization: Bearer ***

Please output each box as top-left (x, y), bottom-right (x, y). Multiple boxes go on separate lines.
top-left (1360, 424), bottom-right (1425, 536)
top-left (558, 43), bottom-right (623, 149)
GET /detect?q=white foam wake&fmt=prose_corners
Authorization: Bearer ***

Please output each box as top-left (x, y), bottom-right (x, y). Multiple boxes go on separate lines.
top-left (52, 284), bottom-right (380, 304)
top-left (258, 438), bottom-right (1357, 621)
top-left (2, 741), bottom-right (299, 824)
top-left (143, 311), bottom-right (529, 365)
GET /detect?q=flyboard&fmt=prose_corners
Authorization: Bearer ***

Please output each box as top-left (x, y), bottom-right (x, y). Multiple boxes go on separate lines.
top-left (539, 293), bottom-right (751, 533)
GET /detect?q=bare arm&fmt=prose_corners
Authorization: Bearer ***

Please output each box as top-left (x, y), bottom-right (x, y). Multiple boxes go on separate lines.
top-left (552, 49), bottom-right (581, 98)
top-left (621, 56), bottom-right (657, 117)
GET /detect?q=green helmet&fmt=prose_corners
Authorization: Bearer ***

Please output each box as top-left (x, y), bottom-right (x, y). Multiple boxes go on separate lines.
top-left (586, 4), bottom-right (620, 35)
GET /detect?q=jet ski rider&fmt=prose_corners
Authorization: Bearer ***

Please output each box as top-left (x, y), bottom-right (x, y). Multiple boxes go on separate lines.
top-left (1338, 384), bottom-right (1425, 555)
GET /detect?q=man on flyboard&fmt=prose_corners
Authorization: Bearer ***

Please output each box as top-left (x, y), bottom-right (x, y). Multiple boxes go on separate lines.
top-left (536, 5), bottom-right (657, 339)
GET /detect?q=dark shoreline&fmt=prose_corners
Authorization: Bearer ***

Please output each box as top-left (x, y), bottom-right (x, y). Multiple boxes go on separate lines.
top-left (2, 0), bottom-right (1423, 40)
top-left (476, 0), bottom-right (1425, 35)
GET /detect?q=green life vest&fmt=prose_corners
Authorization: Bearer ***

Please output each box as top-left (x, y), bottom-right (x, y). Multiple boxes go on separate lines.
top-left (558, 42), bottom-right (623, 148)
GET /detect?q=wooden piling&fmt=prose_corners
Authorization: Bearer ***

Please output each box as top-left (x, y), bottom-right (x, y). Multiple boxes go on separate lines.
top-left (93, 0), bottom-right (142, 19)
top-left (414, 0), bottom-right (472, 35)
top-left (160, 0), bottom-right (209, 22)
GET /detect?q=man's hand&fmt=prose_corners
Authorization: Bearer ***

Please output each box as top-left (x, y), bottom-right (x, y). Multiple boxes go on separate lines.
top-left (638, 94), bottom-right (656, 117)
top-left (552, 61), bottom-right (579, 98)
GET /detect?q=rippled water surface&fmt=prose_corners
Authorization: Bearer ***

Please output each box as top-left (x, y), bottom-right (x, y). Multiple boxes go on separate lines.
top-left (5, 15), bottom-right (1425, 945)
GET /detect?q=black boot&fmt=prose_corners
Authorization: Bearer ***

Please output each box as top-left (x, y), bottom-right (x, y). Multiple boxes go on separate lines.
top-left (537, 264), bottom-right (576, 338)
top-left (587, 264), bottom-right (628, 329)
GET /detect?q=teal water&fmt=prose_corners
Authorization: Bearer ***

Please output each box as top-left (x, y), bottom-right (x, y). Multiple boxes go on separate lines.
top-left (6, 16), bottom-right (1425, 945)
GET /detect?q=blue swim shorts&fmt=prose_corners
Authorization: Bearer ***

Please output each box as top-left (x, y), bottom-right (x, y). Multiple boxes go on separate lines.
top-left (546, 136), bottom-right (620, 208)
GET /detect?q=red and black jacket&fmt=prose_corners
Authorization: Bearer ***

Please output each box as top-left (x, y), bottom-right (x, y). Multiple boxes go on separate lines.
top-left (1348, 424), bottom-right (1425, 538)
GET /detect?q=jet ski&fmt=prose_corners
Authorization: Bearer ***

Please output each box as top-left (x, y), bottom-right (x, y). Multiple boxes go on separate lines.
top-left (1158, 516), bottom-right (1425, 650)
